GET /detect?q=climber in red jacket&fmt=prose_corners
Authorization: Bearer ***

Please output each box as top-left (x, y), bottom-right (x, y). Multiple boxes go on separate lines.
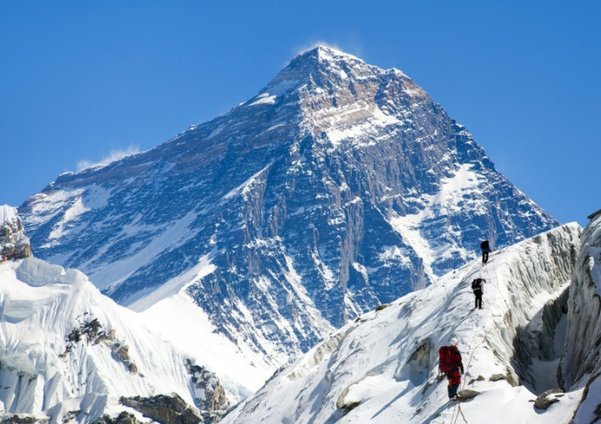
top-left (439, 338), bottom-right (464, 400)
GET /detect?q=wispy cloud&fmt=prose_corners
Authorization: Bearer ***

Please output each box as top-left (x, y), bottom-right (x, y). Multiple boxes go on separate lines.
top-left (76, 146), bottom-right (141, 172)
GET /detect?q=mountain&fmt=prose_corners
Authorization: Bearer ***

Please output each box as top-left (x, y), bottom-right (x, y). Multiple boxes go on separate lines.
top-left (0, 207), bottom-right (261, 423)
top-left (222, 223), bottom-right (585, 424)
top-left (19, 46), bottom-right (557, 364)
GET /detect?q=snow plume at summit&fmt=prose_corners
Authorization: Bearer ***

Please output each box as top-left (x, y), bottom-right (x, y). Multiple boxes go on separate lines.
top-left (76, 145), bottom-right (142, 172)
top-left (19, 46), bottom-right (557, 367)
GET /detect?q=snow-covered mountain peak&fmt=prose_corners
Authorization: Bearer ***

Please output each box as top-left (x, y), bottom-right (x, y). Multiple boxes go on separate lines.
top-left (265, 45), bottom-right (370, 88)
top-left (306, 45), bottom-right (362, 61)
top-left (256, 45), bottom-right (425, 119)
top-left (294, 45), bottom-right (372, 76)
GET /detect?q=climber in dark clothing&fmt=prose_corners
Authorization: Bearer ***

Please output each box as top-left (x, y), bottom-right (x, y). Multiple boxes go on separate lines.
top-left (472, 278), bottom-right (486, 309)
top-left (480, 240), bottom-right (491, 264)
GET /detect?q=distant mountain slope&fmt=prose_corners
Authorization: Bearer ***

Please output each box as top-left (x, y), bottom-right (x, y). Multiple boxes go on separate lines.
top-left (222, 223), bottom-right (582, 424)
top-left (20, 46), bottom-right (557, 363)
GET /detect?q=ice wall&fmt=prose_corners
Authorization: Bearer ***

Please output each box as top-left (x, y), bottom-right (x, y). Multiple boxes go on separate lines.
top-left (561, 210), bottom-right (601, 423)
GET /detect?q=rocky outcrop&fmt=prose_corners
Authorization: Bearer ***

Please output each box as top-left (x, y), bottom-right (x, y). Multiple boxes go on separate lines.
top-left (457, 389), bottom-right (480, 401)
top-left (95, 411), bottom-right (143, 424)
top-left (120, 394), bottom-right (202, 424)
top-left (533, 388), bottom-right (564, 410)
top-left (61, 314), bottom-right (138, 374)
top-left (0, 205), bottom-right (31, 260)
top-left (112, 344), bottom-right (138, 374)
top-left (185, 360), bottom-right (229, 423)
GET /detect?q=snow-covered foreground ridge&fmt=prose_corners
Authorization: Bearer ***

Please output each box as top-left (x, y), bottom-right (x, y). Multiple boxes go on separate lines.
top-left (223, 223), bottom-right (585, 424)
top-left (0, 256), bottom-right (256, 423)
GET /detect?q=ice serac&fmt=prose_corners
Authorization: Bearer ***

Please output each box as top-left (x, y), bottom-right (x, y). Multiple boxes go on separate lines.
top-left (561, 209), bottom-right (601, 424)
top-left (222, 224), bottom-right (582, 424)
top-left (20, 46), bottom-right (557, 363)
top-left (0, 241), bottom-right (242, 422)
top-left (0, 257), bottom-right (241, 423)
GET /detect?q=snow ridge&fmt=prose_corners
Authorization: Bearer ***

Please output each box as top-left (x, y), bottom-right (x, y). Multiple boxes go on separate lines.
top-left (223, 224), bottom-right (582, 424)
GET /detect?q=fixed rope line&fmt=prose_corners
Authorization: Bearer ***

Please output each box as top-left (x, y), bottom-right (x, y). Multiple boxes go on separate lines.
top-left (455, 403), bottom-right (469, 424)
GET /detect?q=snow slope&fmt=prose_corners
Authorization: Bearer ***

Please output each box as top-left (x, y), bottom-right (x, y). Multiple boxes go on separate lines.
top-left (0, 256), bottom-right (262, 423)
top-left (223, 223), bottom-right (582, 424)
top-left (561, 210), bottom-right (601, 423)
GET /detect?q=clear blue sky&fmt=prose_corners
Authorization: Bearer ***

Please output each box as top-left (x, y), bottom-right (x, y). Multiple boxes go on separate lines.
top-left (1, 1), bottom-right (599, 225)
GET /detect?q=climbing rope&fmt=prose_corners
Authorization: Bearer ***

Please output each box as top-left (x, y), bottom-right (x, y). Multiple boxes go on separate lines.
top-left (453, 403), bottom-right (469, 424)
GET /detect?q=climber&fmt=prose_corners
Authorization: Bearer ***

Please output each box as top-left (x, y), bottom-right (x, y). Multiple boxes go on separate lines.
top-left (480, 240), bottom-right (491, 264)
top-left (438, 338), bottom-right (464, 400)
top-left (471, 277), bottom-right (486, 309)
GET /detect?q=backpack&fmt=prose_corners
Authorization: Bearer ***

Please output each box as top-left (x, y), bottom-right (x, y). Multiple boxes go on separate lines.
top-left (480, 240), bottom-right (490, 251)
top-left (472, 278), bottom-right (482, 291)
top-left (439, 346), bottom-right (452, 373)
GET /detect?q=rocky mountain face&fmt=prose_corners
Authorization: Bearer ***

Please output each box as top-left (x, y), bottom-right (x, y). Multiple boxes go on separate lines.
top-left (560, 209), bottom-right (601, 423)
top-left (0, 205), bottom-right (31, 260)
top-left (19, 46), bottom-right (557, 363)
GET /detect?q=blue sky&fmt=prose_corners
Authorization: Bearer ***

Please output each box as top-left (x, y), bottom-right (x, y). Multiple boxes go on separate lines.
top-left (1, 1), bottom-right (599, 225)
